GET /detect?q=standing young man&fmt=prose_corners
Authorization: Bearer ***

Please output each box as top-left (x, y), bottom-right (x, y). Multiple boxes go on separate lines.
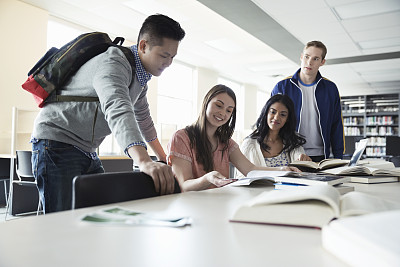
top-left (31, 14), bottom-right (185, 213)
top-left (271, 41), bottom-right (344, 162)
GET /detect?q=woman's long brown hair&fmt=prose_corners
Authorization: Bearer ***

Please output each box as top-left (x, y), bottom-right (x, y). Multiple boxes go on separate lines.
top-left (185, 84), bottom-right (236, 172)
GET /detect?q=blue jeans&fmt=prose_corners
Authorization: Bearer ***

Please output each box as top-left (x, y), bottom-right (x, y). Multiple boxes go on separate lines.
top-left (32, 139), bottom-right (104, 213)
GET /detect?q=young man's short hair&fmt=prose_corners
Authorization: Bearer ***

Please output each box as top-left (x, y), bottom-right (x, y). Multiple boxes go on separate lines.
top-left (305, 41), bottom-right (327, 60)
top-left (138, 14), bottom-right (185, 46)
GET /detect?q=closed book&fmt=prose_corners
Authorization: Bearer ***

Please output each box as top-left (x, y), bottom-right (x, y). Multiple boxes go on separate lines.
top-left (350, 175), bottom-right (399, 184)
top-left (322, 210), bottom-right (400, 267)
top-left (230, 185), bottom-right (400, 229)
top-left (274, 173), bottom-right (350, 186)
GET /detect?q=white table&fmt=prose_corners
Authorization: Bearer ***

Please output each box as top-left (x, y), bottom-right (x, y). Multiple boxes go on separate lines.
top-left (0, 182), bottom-right (399, 267)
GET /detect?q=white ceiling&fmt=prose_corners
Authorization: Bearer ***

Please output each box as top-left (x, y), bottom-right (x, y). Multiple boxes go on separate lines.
top-left (20, 0), bottom-right (400, 96)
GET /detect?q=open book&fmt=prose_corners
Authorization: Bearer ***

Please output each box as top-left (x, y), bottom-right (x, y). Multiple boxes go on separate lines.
top-left (290, 158), bottom-right (349, 171)
top-left (321, 164), bottom-right (400, 176)
top-left (322, 210), bottom-right (400, 267)
top-left (290, 139), bottom-right (368, 172)
top-left (230, 185), bottom-right (400, 229)
top-left (230, 170), bottom-right (350, 186)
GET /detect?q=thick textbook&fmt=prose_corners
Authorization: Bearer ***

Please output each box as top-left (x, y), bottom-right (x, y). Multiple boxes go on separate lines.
top-left (230, 185), bottom-right (400, 229)
top-left (349, 175), bottom-right (399, 184)
top-left (289, 158), bottom-right (349, 171)
top-left (230, 170), bottom-right (350, 186)
top-left (322, 210), bottom-right (400, 267)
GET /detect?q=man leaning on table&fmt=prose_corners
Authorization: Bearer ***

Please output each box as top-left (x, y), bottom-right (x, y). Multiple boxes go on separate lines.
top-left (31, 14), bottom-right (186, 213)
top-left (271, 40), bottom-right (344, 162)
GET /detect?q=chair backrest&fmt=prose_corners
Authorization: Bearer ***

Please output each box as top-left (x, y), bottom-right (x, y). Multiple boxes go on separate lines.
top-left (389, 156), bottom-right (400, 167)
top-left (72, 171), bottom-right (181, 209)
top-left (0, 158), bottom-right (11, 179)
top-left (15, 150), bottom-right (34, 179)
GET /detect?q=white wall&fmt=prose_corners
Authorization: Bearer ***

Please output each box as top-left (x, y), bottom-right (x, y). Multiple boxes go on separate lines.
top-left (0, 0), bottom-right (47, 154)
top-left (0, 0), bottom-right (262, 154)
top-left (196, 67), bottom-right (219, 115)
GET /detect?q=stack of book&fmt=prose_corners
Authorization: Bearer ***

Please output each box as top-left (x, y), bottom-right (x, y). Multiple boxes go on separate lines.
top-left (289, 158), bottom-right (400, 184)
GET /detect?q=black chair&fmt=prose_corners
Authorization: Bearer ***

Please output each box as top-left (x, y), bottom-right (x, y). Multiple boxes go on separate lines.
top-left (389, 156), bottom-right (400, 167)
top-left (72, 171), bottom-right (181, 209)
top-left (0, 158), bottom-right (10, 207)
top-left (5, 150), bottom-right (43, 219)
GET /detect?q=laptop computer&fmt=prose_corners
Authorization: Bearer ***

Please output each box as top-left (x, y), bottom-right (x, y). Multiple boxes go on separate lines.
top-left (348, 138), bottom-right (368, 166)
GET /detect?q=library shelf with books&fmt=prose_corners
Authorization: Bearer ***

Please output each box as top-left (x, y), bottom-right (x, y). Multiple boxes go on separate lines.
top-left (341, 93), bottom-right (399, 158)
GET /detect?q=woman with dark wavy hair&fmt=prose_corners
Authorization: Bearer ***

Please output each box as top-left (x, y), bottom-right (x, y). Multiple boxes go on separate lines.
top-left (167, 85), bottom-right (300, 191)
top-left (237, 94), bottom-right (311, 178)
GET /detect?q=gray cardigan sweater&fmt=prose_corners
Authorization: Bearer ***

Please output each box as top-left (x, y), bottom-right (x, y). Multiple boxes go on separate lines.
top-left (32, 46), bottom-right (156, 153)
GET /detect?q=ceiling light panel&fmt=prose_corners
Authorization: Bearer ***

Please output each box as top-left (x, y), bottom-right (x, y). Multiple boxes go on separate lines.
top-left (124, 0), bottom-right (189, 22)
top-left (358, 37), bottom-right (400, 49)
top-left (61, 0), bottom-right (110, 10)
top-left (350, 26), bottom-right (400, 42)
top-left (91, 5), bottom-right (146, 31)
top-left (361, 72), bottom-right (400, 83)
top-left (350, 58), bottom-right (400, 73)
top-left (341, 11), bottom-right (400, 32)
top-left (325, 0), bottom-right (361, 6)
top-left (323, 64), bottom-right (364, 83)
top-left (333, 0), bottom-right (400, 20)
top-left (204, 38), bottom-right (243, 53)
top-left (246, 60), bottom-right (297, 72)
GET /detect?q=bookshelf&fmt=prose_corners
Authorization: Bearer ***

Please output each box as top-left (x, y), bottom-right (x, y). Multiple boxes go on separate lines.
top-left (341, 93), bottom-right (399, 158)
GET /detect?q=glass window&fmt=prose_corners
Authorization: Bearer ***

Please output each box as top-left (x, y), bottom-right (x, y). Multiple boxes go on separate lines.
top-left (47, 19), bottom-right (85, 49)
top-left (158, 62), bottom-right (194, 101)
top-left (257, 90), bottom-right (268, 115)
top-left (157, 62), bottom-right (195, 150)
top-left (217, 77), bottom-right (244, 131)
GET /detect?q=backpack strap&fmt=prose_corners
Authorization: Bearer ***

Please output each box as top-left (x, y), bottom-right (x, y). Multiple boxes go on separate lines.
top-left (118, 46), bottom-right (136, 72)
top-left (55, 95), bottom-right (100, 102)
top-left (112, 37), bottom-right (125, 45)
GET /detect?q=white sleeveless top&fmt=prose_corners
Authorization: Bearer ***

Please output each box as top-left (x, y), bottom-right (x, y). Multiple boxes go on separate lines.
top-left (264, 150), bottom-right (289, 167)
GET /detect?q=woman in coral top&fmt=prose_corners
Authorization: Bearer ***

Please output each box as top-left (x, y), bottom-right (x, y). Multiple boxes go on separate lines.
top-left (167, 84), bottom-right (300, 192)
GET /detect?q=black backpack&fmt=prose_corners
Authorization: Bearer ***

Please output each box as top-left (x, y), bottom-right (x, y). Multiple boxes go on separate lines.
top-left (22, 32), bottom-right (135, 108)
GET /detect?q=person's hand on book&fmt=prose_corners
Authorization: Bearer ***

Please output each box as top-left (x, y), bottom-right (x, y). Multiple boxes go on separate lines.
top-left (280, 166), bottom-right (301, 172)
top-left (205, 171), bottom-right (237, 187)
top-left (297, 153), bottom-right (312, 161)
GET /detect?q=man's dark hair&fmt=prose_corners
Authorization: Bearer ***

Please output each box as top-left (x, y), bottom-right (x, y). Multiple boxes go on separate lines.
top-left (138, 14), bottom-right (185, 46)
